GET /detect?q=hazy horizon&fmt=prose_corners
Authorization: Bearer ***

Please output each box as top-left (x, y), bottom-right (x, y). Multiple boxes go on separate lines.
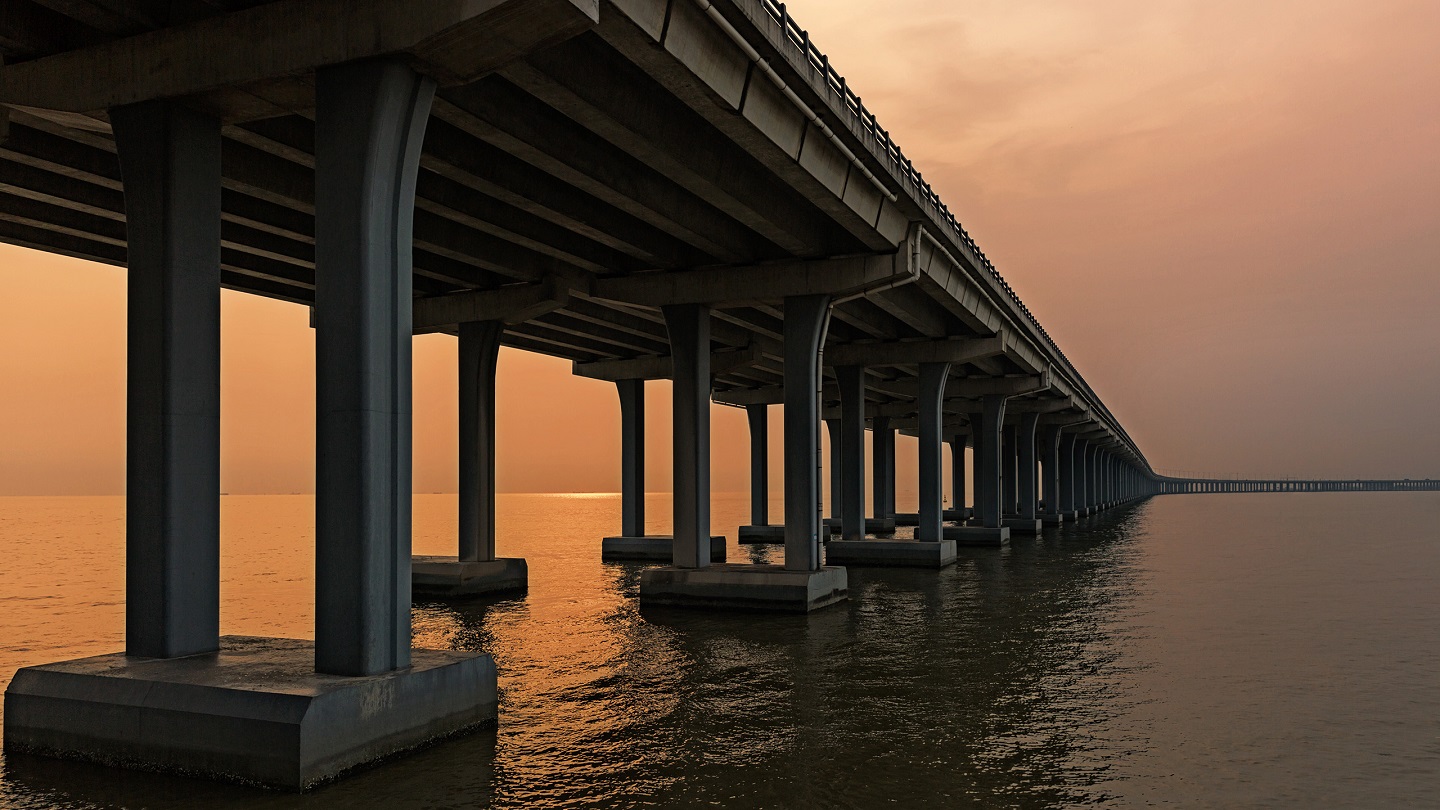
top-left (2, 0), bottom-right (1437, 496)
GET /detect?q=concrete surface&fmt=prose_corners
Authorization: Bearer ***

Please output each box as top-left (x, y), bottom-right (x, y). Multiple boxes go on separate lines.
top-left (638, 563), bottom-right (847, 612)
top-left (411, 556), bottom-right (527, 599)
top-left (2, 636), bottom-right (496, 790)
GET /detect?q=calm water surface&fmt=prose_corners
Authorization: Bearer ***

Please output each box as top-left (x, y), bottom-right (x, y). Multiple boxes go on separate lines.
top-left (0, 492), bottom-right (1436, 808)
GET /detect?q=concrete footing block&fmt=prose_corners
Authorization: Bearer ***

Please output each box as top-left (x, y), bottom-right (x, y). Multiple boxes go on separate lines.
top-left (411, 556), bottom-right (526, 599)
top-left (1041, 513), bottom-right (1065, 525)
top-left (943, 526), bottom-right (1011, 547)
top-left (823, 517), bottom-right (898, 535)
top-left (601, 535), bottom-right (726, 562)
top-left (825, 539), bottom-right (956, 568)
top-left (738, 524), bottom-right (785, 544)
top-left (638, 563), bottom-right (847, 612)
top-left (892, 512), bottom-right (919, 526)
top-left (1062, 511), bottom-right (1079, 522)
top-left (1, 636), bottom-right (496, 790)
top-left (1002, 518), bottom-right (1044, 535)
top-left (942, 508), bottom-right (973, 522)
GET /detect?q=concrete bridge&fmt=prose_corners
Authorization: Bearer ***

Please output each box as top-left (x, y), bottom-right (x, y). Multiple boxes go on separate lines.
top-left (0, 0), bottom-right (1423, 791)
top-left (1158, 478), bottom-right (1439, 494)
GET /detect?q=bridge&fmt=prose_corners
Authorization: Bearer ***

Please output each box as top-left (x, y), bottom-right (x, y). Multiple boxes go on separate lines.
top-left (1158, 478), bottom-right (1439, 493)
top-left (0, 0), bottom-right (1425, 791)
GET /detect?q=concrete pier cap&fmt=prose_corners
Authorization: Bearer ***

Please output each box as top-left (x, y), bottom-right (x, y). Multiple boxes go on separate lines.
top-left (602, 535), bottom-right (727, 562)
top-left (826, 538), bottom-right (957, 569)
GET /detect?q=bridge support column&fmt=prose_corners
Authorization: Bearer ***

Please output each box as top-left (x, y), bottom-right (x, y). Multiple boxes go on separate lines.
top-left (1040, 425), bottom-right (1063, 524)
top-left (1001, 424), bottom-right (1019, 516)
top-left (951, 396), bottom-right (1010, 546)
top-left (620, 379), bottom-right (647, 537)
top-left (948, 433), bottom-right (969, 522)
top-left (738, 404), bottom-right (783, 544)
top-left (1077, 440), bottom-right (1094, 514)
top-left (6, 60), bottom-right (501, 789)
top-left (1059, 432), bottom-right (1079, 520)
top-left (414, 319), bottom-right (527, 597)
top-left (873, 416), bottom-right (896, 521)
top-left (825, 417), bottom-right (843, 531)
top-left (916, 363), bottom-right (950, 543)
top-left (1004, 413), bottom-right (1042, 534)
top-left (610, 327), bottom-right (724, 561)
top-left (828, 364), bottom-right (950, 567)
top-left (112, 100), bottom-right (223, 660)
top-left (837, 366), bottom-right (868, 542)
top-left (642, 295), bottom-right (844, 611)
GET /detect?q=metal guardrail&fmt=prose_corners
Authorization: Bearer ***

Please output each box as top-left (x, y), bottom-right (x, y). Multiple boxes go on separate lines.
top-left (757, 0), bottom-right (1068, 366)
top-left (751, 1), bottom-right (1155, 469)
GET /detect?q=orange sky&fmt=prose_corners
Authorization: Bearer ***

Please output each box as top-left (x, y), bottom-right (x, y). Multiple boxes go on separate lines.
top-left (1, 0), bottom-right (1437, 495)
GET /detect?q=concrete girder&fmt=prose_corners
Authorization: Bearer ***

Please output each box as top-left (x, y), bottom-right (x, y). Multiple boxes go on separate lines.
top-left (502, 43), bottom-right (838, 257)
top-left (590, 248), bottom-right (917, 309)
top-left (0, 0), bottom-right (600, 117)
top-left (824, 334), bottom-right (1005, 368)
top-left (599, 0), bottom-right (905, 252)
top-left (433, 87), bottom-right (760, 263)
top-left (413, 277), bottom-right (575, 331)
top-left (572, 345), bottom-right (765, 382)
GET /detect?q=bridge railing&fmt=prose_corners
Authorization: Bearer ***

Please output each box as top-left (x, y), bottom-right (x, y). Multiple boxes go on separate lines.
top-left (758, 0), bottom-right (1147, 467)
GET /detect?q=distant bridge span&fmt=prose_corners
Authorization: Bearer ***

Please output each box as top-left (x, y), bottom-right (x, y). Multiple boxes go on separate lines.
top-left (1159, 478), bottom-right (1439, 494)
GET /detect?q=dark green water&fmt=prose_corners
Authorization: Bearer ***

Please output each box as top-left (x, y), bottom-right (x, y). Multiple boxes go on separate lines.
top-left (1, 492), bottom-right (1436, 808)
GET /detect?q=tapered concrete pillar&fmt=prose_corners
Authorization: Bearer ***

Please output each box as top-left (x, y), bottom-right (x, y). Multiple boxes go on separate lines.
top-left (1041, 425), bottom-right (1062, 513)
top-left (1018, 413), bottom-right (1040, 520)
top-left (112, 100), bottom-right (222, 660)
top-left (783, 294), bottom-right (831, 571)
top-left (1059, 432), bottom-right (1078, 514)
top-left (872, 416), bottom-right (896, 520)
top-left (825, 417), bottom-right (842, 524)
top-left (313, 59), bottom-right (434, 676)
top-left (974, 395), bottom-right (1008, 528)
top-left (916, 363), bottom-right (951, 541)
top-left (1083, 443), bottom-right (1098, 510)
top-left (618, 379), bottom-right (646, 536)
top-left (1074, 440), bottom-right (1091, 512)
top-left (746, 403), bottom-right (768, 526)
top-left (1001, 424), bottom-right (1019, 515)
top-left (458, 320), bottom-right (502, 563)
top-left (950, 433), bottom-right (968, 513)
top-left (836, 365), bottom-right (867, 542)
top-left (662, 303), bottom-right (712, 570)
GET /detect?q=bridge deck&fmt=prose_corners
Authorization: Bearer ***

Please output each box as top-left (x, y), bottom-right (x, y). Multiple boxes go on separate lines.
top-left (0, 0), bottom-right (1144, 461)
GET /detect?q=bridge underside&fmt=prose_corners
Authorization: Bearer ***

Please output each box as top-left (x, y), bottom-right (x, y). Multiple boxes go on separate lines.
top-left (0, 0), bottom-right (1165, 789)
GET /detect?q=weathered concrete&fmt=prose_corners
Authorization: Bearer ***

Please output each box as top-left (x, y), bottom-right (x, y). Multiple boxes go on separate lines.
top-left (458, 319), bottom-right (502, 563)
top-left (1041, 513), bottom-right (1065, 526)
top-left (943, 508), bottom-right (973, 522)
top-left (411, 556), bottom-right (526, 599)
top-left (2, 636), bottom-right (496, 791)
top-left (836, 364), bottom-right (867, 542)
top-left (111, 98), bottom-right (222, 660)
top-left (782, 294), bottom-right (831, 572)
top-left (1002, 518), bottom-right (1043, 535)
top-left (745, 403), bottom-right (768, 527)
top-left (944, 526), bottom-right (1011, 547)
top-left (638, 564), bottom-right (847, 612)
top-left (824, 517), bottom-right (898, 534)
top-left (602, 535), bottom-right (727, 562)
top-left (738, 525), bottom-right (786, 544)
top-left (618, 379), bottom-right (646, 537)
top-left (826, 539), bottom-right (957, 569)
top-left (662, 303), bottom-right (712, 569)
top-left (313, 59), bottom-right (433, 676)
top-left (893, 512), bottom-right (920, 526)
top-left (916, 362), bottom-right (950, 542)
